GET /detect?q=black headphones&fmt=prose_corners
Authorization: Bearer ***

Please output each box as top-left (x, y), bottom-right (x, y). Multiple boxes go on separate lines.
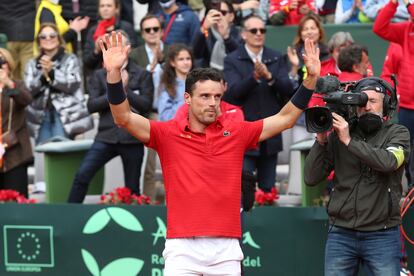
top-left (353, 77), bottom-right (397, 118)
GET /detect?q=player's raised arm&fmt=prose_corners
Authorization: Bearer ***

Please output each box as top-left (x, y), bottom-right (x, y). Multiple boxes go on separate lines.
top-left (260, 38), bottom-right (320, 141)
top-left (100, 31), bottom-right (151, 143)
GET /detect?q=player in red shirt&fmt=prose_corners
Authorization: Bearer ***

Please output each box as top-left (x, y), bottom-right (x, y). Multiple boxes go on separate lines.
top-left (100, 31), bottom-right (320, 276)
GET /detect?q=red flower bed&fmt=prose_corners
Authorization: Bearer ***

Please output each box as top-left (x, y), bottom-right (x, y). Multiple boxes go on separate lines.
top-left (0, 189), bottom-right (36, 204)
top-left (100, 187), bottom-right (158, 205)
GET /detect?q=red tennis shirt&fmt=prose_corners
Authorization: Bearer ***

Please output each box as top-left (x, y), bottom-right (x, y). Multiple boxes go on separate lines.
top-left (146, 116), bottom-right (263, 238)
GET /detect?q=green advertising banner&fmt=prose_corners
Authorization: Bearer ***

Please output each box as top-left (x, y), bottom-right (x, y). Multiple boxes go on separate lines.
top-left (0, 205), bottom-right (413, 275)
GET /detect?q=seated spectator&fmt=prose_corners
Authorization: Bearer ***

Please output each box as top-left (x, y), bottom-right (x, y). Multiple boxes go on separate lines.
top-left (337, 44), bottom-right (369, 81)
top-left (83, 0), bottom-right (138, 74)
top-left (24, 23), bottom-right (93, 145)
top-left (0, 48), bottom-right (33, 198)
top-left (34, 0), bottom-right (90, 56)
top-left (316, 0), bottom-right (338, 23)
top-left (155, 0), bottom-right (201, 45)
top-left (334, 0), bottom-right (371, 23)
top-left (194, 0), bottom-right (241, 70)
top-left (68, 33), bottom-right (153, 203)
top-left (269, 0), bottom-right (317, 25)
top-left (364, 0), bottom-right (409, 22)
top-left (158, 44), bottom-right (194, 121)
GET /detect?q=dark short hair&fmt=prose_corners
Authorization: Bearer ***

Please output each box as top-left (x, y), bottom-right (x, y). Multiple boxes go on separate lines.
top-left (337, 44), bottom-right (367, 73)
top-left (185, 68), bottom-right (224, 95)
top-left (140, 14), bottom-right (163, 31)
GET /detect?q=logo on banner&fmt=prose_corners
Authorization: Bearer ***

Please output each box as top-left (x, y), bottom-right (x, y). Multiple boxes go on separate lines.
top-left (3, 225), bottom-right (54, 272)
top-left (82, 207), bottom-right (144, 276)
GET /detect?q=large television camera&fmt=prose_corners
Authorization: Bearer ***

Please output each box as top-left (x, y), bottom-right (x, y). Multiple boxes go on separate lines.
top-left (305, 76), bottom-right (368, 133)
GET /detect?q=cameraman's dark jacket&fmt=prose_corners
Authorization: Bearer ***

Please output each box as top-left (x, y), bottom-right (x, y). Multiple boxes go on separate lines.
top-left (304, 121), bottom-right (410, 231)
top-left (87, 61), bottom-right (153, 144)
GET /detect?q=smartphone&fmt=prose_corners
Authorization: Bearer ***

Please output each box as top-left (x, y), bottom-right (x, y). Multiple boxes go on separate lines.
top-left (210, 0), bottom-right (221, 11)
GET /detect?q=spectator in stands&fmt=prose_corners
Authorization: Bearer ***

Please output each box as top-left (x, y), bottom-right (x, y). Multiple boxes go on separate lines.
top-left (380, 42), bottom-right (402, 86)
top-left (0, 0), bottom-right (36, 80)
top-left (337, 44), bottom-right (369, 81)
top-left (287, 14), bottom-right (328, 141)
top-left (224, 15), bottom-right (294, 193)
top-left (68, 33), bottom-right (153, 203)
top-left (24, 23), bottom-right (93, 145)
top-left (35, 0), bottom-right (90, 56)
top-left (364, 0), bottom-right (409, 22)
top-left (137, 0), bottom-right (188, 14)
top-left (320, 31), bottom-right (354, 77)
top-left (194, 0), bottom-right (240, 70)
top-left (159, 44), bottom-right (194, 121)
top-left (155, 0), bottom-right (201, 45)
top-left (102, 31), bottom-right (319, 275)
top-left (0, 48), bottom-right (33, 198)
top-left (289, 14), bottom-right (329, 83)
top-left (316, 0), bottom-right (338, 23)
top-left (334, 0), bottom-right (371, 23)
top-left (373, 0), bottom-right (414, 188)
top-left (83, 0), bottom-right (138, 74)
top-left (130, 14), bottom-right (168, 200)
top-left (269, 0), bottom-right (317, 25)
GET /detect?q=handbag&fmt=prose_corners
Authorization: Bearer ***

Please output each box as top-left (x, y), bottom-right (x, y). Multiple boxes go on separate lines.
top-left (2, 98), bottom-right (18, 149)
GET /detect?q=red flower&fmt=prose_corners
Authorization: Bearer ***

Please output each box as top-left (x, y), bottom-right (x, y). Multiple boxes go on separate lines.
top-left (255, 187), bottom-right (279, 206)
top-left (100, 187), bottom-right (156, 205)
top-left (0, 189), bottom-right (36, 204)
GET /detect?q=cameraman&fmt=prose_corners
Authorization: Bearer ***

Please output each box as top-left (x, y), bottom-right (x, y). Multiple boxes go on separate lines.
top-left (304, 77), bottom-right (410, 275)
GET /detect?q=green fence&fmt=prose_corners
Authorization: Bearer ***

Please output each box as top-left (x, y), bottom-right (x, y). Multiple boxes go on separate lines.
top-left (0, 205), bottom-right (413, 275)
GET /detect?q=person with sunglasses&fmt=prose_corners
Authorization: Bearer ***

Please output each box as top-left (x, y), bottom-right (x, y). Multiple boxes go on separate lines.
top-left (223, 15), bottom-right (294, 198)
top-left (130, 14), bottom-right (170, 201)
top-left (193, 0), bottom-right (241, 70)
top-left (24, 23), bottom-right (93, 145)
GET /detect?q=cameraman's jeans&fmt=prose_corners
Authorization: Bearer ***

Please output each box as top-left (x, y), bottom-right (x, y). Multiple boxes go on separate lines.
top-left (325, 225), bottom-right (401, 276)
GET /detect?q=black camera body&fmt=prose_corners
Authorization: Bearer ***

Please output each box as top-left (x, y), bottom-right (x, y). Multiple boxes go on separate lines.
top-left (305, 76), bottom-right (368, 133)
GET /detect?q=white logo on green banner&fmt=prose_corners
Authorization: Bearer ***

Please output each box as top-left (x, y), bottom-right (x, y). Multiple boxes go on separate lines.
top-left (3, 225), bottom-right (54, 272)
top-left (82, 207), bottom-right (144, 276)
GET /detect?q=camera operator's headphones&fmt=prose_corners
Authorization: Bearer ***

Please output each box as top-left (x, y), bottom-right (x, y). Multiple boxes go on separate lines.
top-left (353, 76), bottom-right (398, 118)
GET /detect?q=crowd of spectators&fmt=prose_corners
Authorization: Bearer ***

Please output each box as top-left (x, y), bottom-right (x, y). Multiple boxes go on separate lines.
top-left (0, 0), bottom-right (412, 201)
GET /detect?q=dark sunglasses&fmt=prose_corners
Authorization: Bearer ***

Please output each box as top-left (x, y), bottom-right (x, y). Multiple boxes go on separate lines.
top-left (247, 28), bottom-right (266, 35)
top-left (220, 10), bottom-right (231, 16)
top-left (38, 33), bottom-right (58, 40)
top-left (144, 27), bottom-right (160, 34)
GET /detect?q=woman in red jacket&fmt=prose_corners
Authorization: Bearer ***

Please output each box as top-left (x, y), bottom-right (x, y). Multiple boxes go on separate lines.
top-left (373, 0), bottom-right (414, 187)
